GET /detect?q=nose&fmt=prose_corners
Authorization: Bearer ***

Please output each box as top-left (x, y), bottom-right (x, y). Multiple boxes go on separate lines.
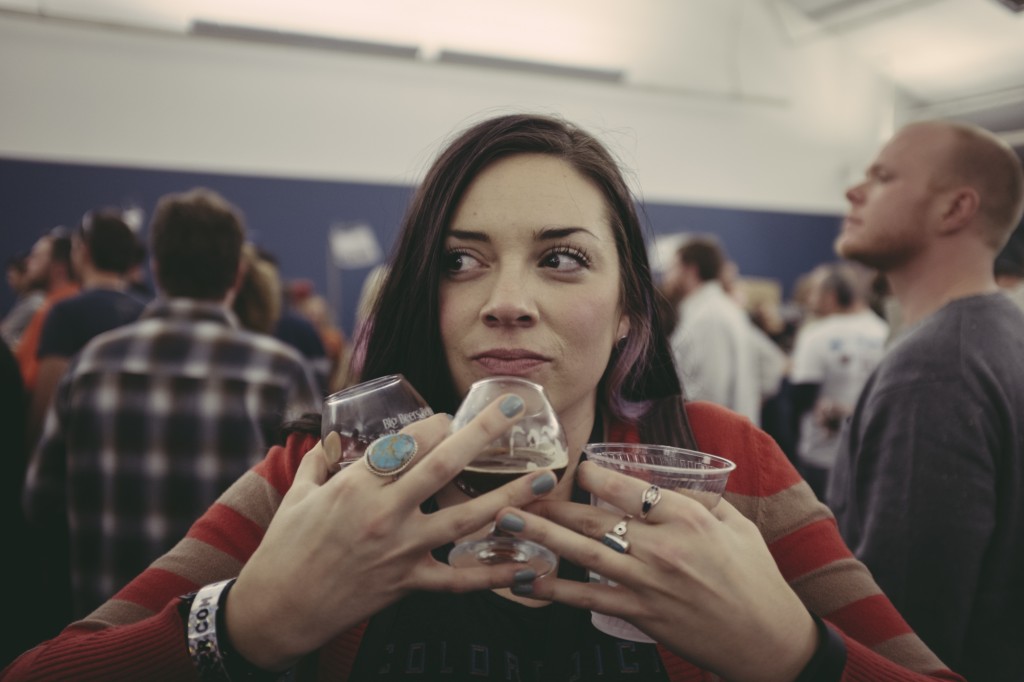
top-left (481, 267), bottom-right (537, 328)
top-left (845, 181), bottom-right (865, 204)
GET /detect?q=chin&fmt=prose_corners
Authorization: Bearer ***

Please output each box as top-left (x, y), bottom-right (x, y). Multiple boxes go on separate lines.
top-left (834, 235), bottom-right (863, 261)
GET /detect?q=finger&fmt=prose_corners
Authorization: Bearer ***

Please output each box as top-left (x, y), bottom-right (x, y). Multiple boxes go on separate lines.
top-left (576, 461), bottom-right (715, 522)
top-left (420, 469), bottom-right (559, 548)
top-left (494, 505), bottom-right (636, 583)
top-left (332, 412), bottom-right (452, 486)
top-left (397, 393), bottom-right (527, 502)
top-left (391, 412), bottom-right (452, 458)
top-left (510, 575), bottom-right (643, 622)
top-left (413, 557), bottom-right (528, 594)
top-left (522, 498), bottom-right (627, 542)
top-left (323, 431), bottom-right (343, 473)
top-left (705, 495), bottom-right (744, 524)
top-left (283, 439), bottom-right (332, 507)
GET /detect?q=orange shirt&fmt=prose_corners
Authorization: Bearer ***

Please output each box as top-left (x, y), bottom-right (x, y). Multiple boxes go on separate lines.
top-left (16, 282), bottom-right (80, 391)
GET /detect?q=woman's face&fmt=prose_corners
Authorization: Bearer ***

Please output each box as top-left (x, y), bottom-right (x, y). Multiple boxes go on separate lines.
top-left (439, 153), bottom-right (629, 433)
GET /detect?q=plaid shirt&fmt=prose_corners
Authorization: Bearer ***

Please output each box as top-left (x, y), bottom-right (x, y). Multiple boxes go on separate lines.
top-left (24, 298), bottom-right (320, 617)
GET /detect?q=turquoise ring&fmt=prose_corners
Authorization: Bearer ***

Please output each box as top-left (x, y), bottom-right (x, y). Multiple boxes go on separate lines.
top-left (364, 433), bottom-right (418, 478)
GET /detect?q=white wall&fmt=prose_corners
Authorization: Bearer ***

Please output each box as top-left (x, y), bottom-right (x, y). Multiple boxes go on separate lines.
top-left (0, 8), bottom-right (896, 214)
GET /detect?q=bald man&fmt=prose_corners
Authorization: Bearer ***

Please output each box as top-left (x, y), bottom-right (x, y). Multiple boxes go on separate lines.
top-left (827, 121), bottom-right (1024, 681)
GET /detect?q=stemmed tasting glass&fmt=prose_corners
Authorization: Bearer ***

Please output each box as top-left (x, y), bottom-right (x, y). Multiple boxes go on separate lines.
top-left (321, 374), bottom-right (434, 470)
top-left (583, 442), bottom-right (736, 642)
top-left (447, 376), bottom-right (568, 577)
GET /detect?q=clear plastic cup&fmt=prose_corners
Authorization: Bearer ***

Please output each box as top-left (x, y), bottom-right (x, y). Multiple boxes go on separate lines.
top-left (583, 442), bottom-right (736, 642)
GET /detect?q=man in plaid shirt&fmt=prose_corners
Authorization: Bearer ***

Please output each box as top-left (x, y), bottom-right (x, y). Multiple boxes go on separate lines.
top-left (23, 188), bottom-right (320, 618)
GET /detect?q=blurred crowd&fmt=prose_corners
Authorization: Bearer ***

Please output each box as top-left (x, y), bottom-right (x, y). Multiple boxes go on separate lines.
top-left (0, 190), bottom-right (376, 660)
top-left (3, 141), bottom-right (1023, 675)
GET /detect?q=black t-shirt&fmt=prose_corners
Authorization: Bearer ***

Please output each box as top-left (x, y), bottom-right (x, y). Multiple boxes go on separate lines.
top-left (36, 288), bottom-right (146, 359)
top-left (349, 577), bottom-right (670, 681)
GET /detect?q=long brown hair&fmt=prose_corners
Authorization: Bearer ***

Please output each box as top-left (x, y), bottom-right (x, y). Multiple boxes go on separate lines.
top-left (358, 113), bottom-right (682, 420)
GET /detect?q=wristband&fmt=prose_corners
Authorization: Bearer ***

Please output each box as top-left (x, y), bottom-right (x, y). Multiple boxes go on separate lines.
top-left (793, 612), bottom-right (847, 682)
top-left (185, 579), bottom-right (235, 680)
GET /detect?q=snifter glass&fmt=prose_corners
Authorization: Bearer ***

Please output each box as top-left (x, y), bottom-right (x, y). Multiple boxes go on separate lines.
top-left (447, 376), bottom-right (567, 576)
top-left (321, 374), bottom-right (433, 469)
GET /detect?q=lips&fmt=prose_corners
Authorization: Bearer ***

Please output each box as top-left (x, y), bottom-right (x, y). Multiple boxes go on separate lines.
top-left (471, 349), bottom-right (550, 375)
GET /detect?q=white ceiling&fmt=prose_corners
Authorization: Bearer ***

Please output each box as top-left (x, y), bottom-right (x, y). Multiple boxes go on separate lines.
top-left (782, 0), bottom-right (1024, 145)
top-left (3, 0), bottom-right (1023, 153)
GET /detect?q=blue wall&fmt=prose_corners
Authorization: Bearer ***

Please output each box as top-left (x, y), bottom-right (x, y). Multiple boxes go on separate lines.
top-left (1, 157), bottom-right (840, 334)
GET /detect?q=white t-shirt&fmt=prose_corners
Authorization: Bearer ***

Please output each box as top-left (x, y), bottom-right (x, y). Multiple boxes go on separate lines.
top-left (790, 309), bottom-right (889, 468)
top-left (671, 281), bottom-right (763, 424)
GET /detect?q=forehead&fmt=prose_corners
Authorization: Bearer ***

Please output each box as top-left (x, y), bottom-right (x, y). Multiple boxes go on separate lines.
top-left (29, 237), bottom-right (52, 258)
top-left (452, 154), bottom-right (610, 233)
top-left (877, 124), bottom-right (952, 171)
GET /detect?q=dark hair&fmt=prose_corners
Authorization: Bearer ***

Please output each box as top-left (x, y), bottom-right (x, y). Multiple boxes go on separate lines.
top-left (48, 227), bottom-right (73, 273)
top-left (359, 113), bottom-right (681, 420)
top-left (6, 252), bottom-right (27, 273)
top-left (79, 209), bottom-right (138, 275)
top-left (677, 236), bottom-right (724, 282)
top-left (149, 188), bottom-right (245, 300)
top-left (233, 243), bottom-right (282, 334)
top-left (820, 266), bottom-right (856, 309)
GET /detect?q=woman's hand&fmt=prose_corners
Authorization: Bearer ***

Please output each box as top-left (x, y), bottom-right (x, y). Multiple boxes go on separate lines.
top-left (497, 461), bottom-right (819, 682)
top-left (225, 396), bottom-right (558, 671)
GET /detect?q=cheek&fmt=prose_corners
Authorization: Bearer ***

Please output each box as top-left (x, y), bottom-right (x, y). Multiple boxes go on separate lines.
top-left (560, 295), bottom-right (621, 355)
top-left (438, 288), bottom-right (464, 351)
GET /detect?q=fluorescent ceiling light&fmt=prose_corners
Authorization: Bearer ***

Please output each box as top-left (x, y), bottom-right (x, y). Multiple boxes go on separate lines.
top-left (190, 19), bottom-right (419, 59)
top-left (436, 50), bottom-right (623, 83)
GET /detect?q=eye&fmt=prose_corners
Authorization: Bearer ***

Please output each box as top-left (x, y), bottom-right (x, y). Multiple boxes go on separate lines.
top-left (869, 168), bottom-right (892, 183)
top-left (540, 245), bottom-right (592, 273)
top-left (443, 248), bottom-right (483, 274)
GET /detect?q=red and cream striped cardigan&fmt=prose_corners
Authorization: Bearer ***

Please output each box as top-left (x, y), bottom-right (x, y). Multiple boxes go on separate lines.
top-left (3, 401), bottom-right (964, 681)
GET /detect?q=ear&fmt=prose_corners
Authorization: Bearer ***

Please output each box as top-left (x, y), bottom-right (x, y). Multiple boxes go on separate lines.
top-left (616, 313), bottom-right (630, 341)
top-left (223, 257), bottom-right (249, 306)
top-left (937, 186), bottom-right (980, 235)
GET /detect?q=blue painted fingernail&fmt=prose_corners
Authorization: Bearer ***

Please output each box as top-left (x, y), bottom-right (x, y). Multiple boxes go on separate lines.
top-left (511, 583), bottom-right (534, 596)
top-left (531, 472), bottom-right (555, 495)
top-left (500, 395), bottom-right (524, 417)
top-left (498, 513), bottom-right (525, 532)
top-left (514, 568), bottom-right (536, 582)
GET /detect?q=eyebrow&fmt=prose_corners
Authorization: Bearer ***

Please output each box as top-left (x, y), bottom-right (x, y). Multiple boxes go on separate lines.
top-left (447, 226), bottom-right (600, 242)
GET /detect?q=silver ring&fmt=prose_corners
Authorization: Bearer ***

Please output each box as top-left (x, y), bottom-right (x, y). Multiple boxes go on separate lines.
top-left (640, 485), bottom-right (662, 520)
top-left (364, 433), bottom-right (418, 478)
top-left (602, 515), bottom-right (632, 554)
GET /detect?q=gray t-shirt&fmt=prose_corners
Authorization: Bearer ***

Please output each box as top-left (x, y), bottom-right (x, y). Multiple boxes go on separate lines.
top-left (828, 293), bottom-right (1024, 681)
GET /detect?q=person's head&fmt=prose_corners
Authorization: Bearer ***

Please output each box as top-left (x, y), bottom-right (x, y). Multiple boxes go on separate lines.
top-left (297, 295), bottom-right (334, 331)
top-left (662, 236), bottom-right (725, 301)
top-left (24, 227), bottom-right (73, 292)
top-left (149, 188), bottom-right (246, 300)
top-left (127, 241), bottom-right (149, 285)
top-left (75, 209), bottom-right (138, 278)
top-left (361, 113), bottom-right (679, 422)
top-left (994, 218), bottom-right (1024, 288)
top-left (232, 243), bottom-right (282, 334)
top-left (807, 262), bottom-right (865, 317)
top-left (838, 120), bottom-right (1024, 271)
top-left (5, 253), bottom-right (29, 295)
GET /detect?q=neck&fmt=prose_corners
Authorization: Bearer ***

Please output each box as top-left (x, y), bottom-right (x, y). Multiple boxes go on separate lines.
top-left (555, 400), bottom-right (599, 499)
top-left (886, 245), bottom-right (998, 328)
top-left (82, 270), bottom-right (126, 290)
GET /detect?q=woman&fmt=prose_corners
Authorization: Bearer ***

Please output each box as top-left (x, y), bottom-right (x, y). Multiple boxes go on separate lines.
top-left (3, 114), bottom-right (963, 681)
